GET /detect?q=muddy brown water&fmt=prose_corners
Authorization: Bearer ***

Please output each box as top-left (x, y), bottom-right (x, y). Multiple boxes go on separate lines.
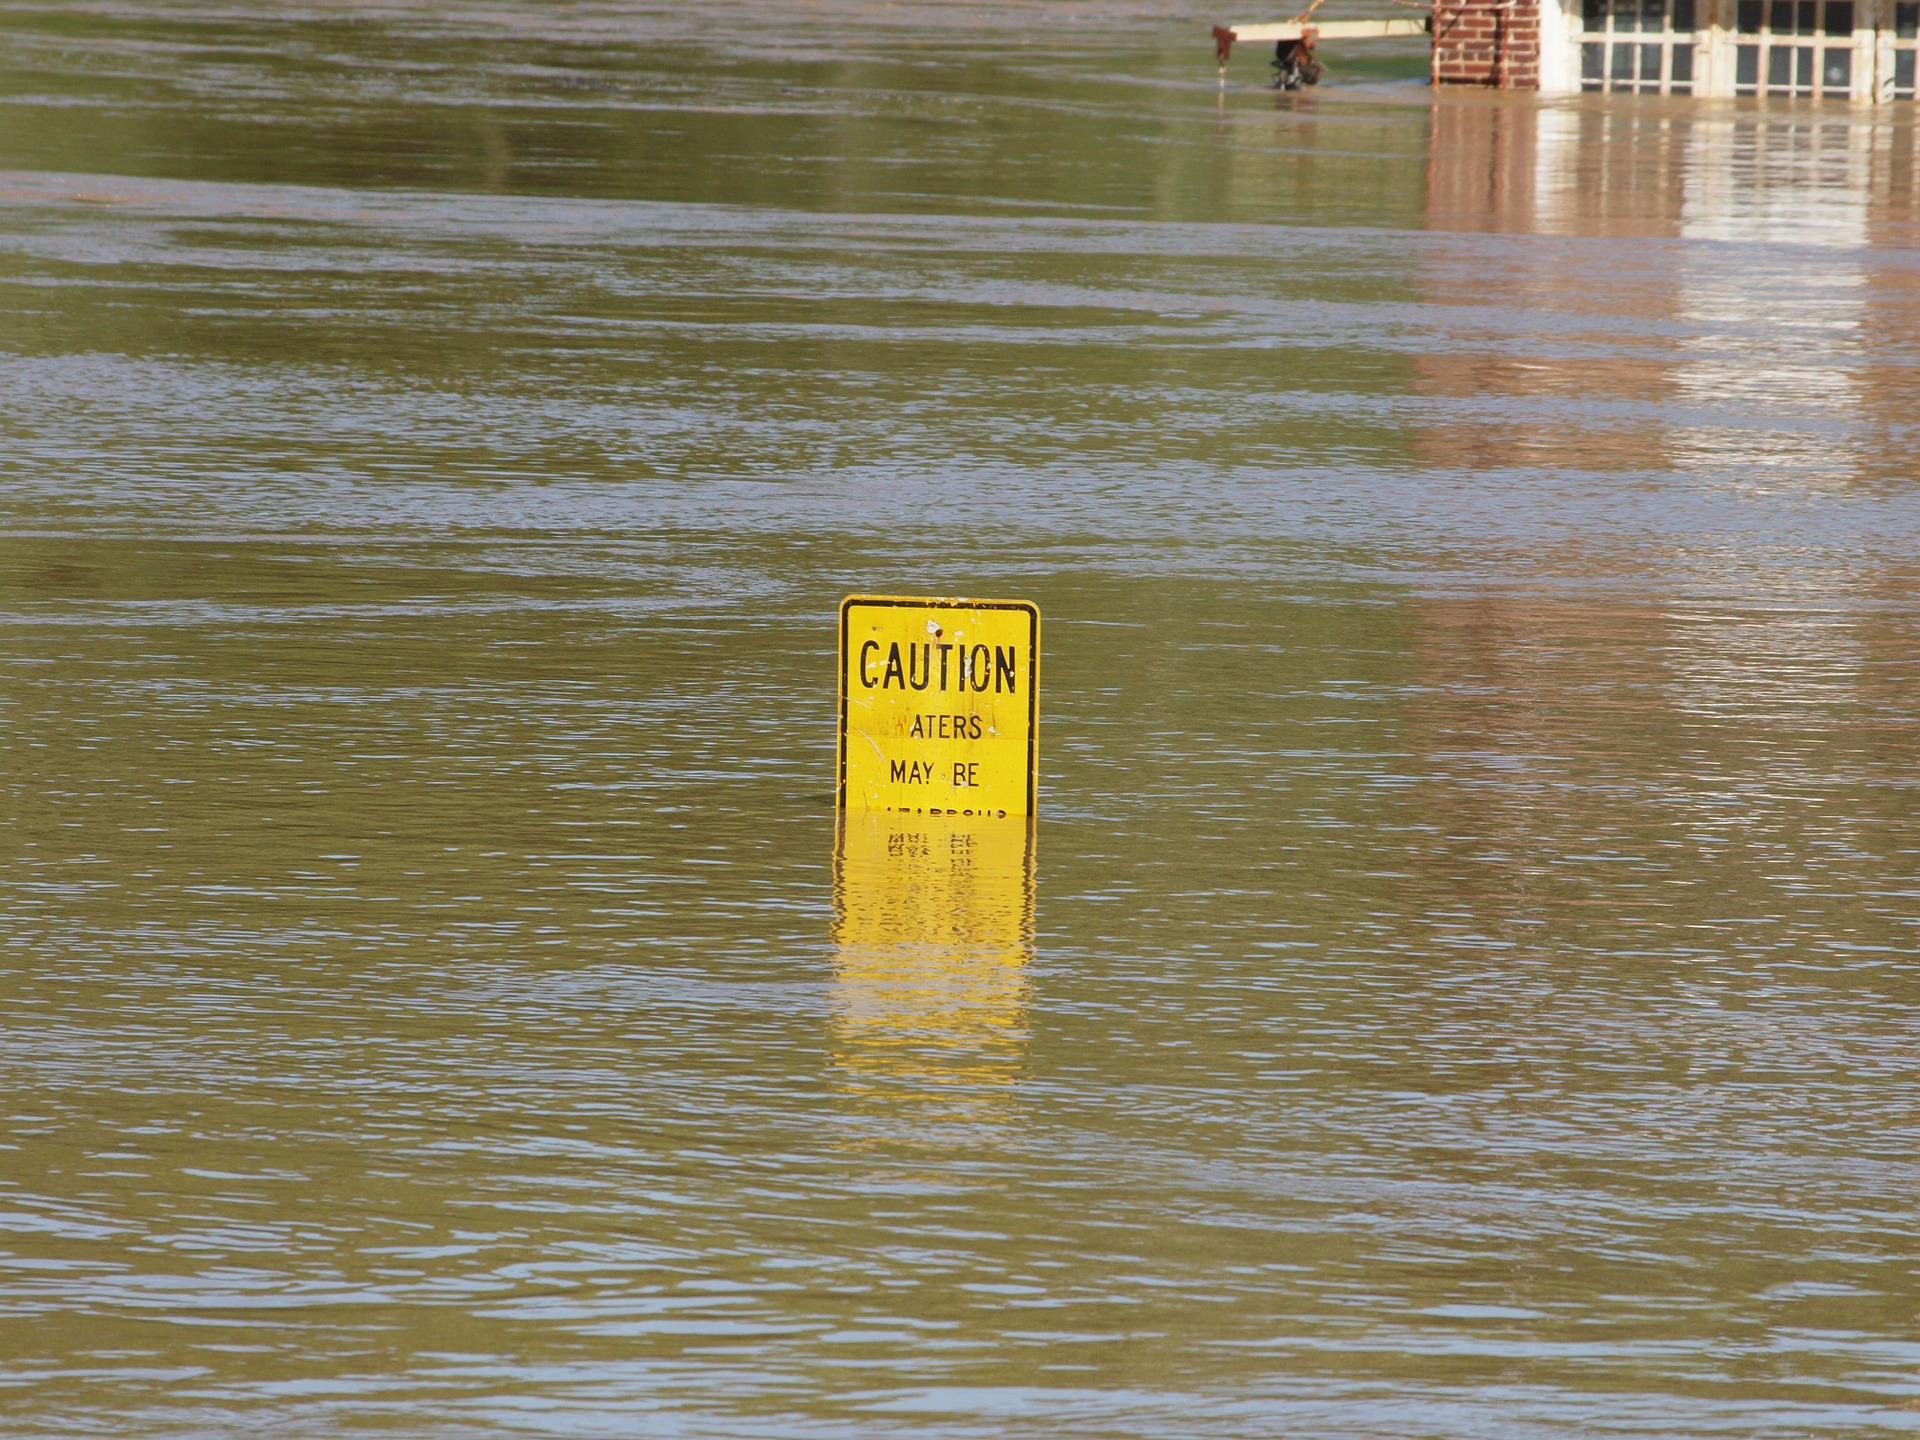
top-left (4, 2), bottom-right (1920, 1436)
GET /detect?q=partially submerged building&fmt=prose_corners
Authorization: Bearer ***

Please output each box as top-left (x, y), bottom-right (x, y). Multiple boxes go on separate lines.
top-left (1217, 0), bottom-right (1920, 98)
top-left (1439, 0), bottom-right (1919, 97)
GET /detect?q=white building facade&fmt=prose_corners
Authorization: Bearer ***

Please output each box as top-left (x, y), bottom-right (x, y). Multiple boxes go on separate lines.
top-left (1536, 0), bottom-right (1919, 98)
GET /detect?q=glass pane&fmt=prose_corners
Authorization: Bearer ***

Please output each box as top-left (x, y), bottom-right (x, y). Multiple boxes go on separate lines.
top-left (1674, 0), bottom-right (1696, 30)
top-left (1737, 42), bottom-right (1760, 81)
top-left (1583, 39), bottom-right (1605, 77)
top-left (1769, 0), bottom-right (1794, 32)
top-left (1642, 0), bottom-right (1666, 30)
top-left (1899, 1), bottom-right (1919, 37)
top-left (1641, 42), bottom-right (1663, 77)
top-left (1672, 41), bottom-right (1695, 78)
top-left (1823, 46), bottom-right (1850, 86)
top-left (1584, 0), bottom-right (1605, 29)
top-left (1618, 6), bottom-right (1641, 31)
top-left (1768, 44), bottom-right (1793, 84)
top-left (1825, 1), bottom-right (1852, 33)
top-left (1797, 0), bottom-right (1818, 32)
top-left (1796, 44), bottom-right (1815, 83)
top-left (1738, 0), bottom-right (1763, 31)
top-left (1613, 40), bottom-right (1637, 76)
top-left (1896, 48), bottom-right (1916, 92)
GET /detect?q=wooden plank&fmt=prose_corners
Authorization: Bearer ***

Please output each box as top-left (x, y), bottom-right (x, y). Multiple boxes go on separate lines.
top-left (1224, 17), bottom-right (1428, 40)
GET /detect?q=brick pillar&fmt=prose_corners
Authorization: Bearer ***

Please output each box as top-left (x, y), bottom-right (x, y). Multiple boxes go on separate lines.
top-left (1432, 0), bottom-right (1541, 88)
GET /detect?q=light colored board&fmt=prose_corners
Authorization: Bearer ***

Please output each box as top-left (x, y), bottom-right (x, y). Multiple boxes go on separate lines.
top-left (1224, 18), bottom-right (1429, 40)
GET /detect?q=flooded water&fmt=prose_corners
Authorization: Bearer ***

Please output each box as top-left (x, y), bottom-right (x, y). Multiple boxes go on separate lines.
top-left (5, 2), bottom-right (1920, 1434)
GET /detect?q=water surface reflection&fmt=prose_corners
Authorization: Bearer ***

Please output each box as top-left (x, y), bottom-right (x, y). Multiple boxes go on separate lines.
top-left (831, 812), bottom-right (1034, 1139)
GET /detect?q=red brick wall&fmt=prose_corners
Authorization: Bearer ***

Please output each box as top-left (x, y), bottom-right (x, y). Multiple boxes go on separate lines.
top-left (1432, 0), bottom-right (1540, 88)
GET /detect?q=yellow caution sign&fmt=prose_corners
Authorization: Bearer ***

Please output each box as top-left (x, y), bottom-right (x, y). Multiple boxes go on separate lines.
top-left (837, 595), bottom-right (1039, 816)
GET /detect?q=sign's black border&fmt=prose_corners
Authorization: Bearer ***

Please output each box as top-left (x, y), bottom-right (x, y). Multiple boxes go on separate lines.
top-left (836, 596), bottom-right (1040, 815)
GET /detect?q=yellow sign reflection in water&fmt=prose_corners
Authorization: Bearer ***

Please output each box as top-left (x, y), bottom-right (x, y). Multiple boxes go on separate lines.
top-left (837, 595), bottom-right (1040, 816)
top-left (830, 810), bottom-right (1035, 1126)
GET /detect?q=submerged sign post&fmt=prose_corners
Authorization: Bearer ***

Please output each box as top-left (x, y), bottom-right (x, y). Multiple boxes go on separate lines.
top-left (838, 596), bottom-right (1039, 817)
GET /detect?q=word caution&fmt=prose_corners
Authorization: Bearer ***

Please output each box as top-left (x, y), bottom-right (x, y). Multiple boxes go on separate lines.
top-left (855, 641), bottom-right (1020, 694)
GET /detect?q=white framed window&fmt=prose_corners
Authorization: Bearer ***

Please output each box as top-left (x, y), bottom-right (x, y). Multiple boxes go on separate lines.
top-left (1733, 0), bottom-right (1863, 97)
top-left (1580, 0), bottom-right (1701, 94)
top-left (1886, 0), bottom-right (1918, 96)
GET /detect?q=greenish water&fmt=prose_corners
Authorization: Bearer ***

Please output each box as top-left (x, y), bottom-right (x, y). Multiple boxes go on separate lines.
top-left (5, 3), bottom-right (1920, 1435)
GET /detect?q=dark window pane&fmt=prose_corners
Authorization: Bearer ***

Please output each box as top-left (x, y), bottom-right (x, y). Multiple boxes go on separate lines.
top-left (1584, 0), bottom-right (1605, 28)
top-left (1796, 44), bottom-right (1814, 82)
top-left (1641, 42), bottom-right (1663, 77)
top-left (1674, 0), bottom-right (1696, 29)
top-left (1583, 39), bottom-right (1605, 76)
top-left (1738, 0), bottom-right (1763, 30)
top-left (1798, 0), bottom-right (1817, 30)
top-left (1826, 0), bottom-right (1852, 31)
top-left (1672, 41), bottom-right (1695, 77)
top-left (1770, 0), bottom-right (1794, 31)
top-left (1824, 46), bottom-right (1850, 86)
top-left (1613, 40), bottom-right (1637, 75)
top-left (1768, 44), bottom-right (1792, 84)
top-left (1895, 48), bottom-right (1915, 91)
top-left (1618, 6), bottom-right (1641, 30)
top-left (1642, 0), bottom-right (1666, 30)
top-left (1737, 42), bottom-right (1760, 81)
top-left (1899, 1), bottom-right (1919, 36)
